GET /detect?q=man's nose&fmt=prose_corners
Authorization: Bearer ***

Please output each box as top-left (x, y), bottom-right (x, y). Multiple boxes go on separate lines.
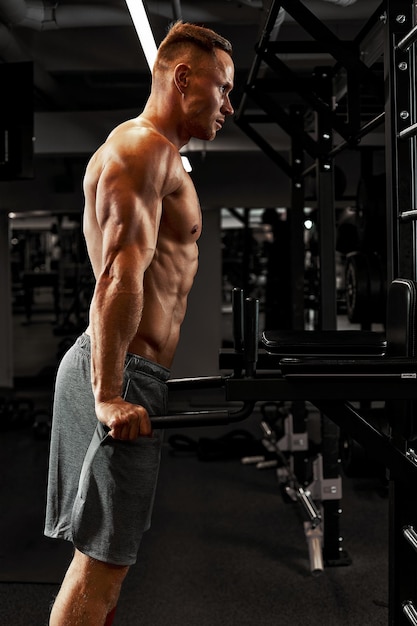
top-left (223, 95), bottom-right (234, 116)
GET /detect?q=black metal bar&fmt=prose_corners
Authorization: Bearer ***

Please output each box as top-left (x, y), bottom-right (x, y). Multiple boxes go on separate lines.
top-left (167, 375), bottom-right (225, 391)
top-left (328, 112), bottom-right (385, 158)
top-left (225, 376), bottom-right (417, 402)
top-left (399, 210), bottom-right (417, 222)
top-left (290, 105), bottom-right (306, 330)
top-left (314, 399), bottom-right (417, 484)
top-left (279, 0), bottom-right (382, 94)
top-left (397, 24), bottom-right (417, 52)
top-left (218, 348), bottom-right (282, 371)
top-left (399, 122), bottom-right (417, 141)
top-left (353, 1), bottom-right (386, 48)
top-left (389, 477), bottom-right (417, 626)
top-left (301, 161), bottom-right (316, 179)
top-left (259, 51), bottom-right (352, 143)
top-left (234, 117), bottom-right (293, 178)
top-left (223, 376), bottom-right (417, 483)
top-left (234, 0), bottom-right (283, 122)
top-left (315, 67), bottom-right (336, 331)
top-left (244, 297), bottom-right (259, 377)
top-left (226, 208), bottom-right (245, 224)
top-left (242, 209), bottom-right (252, 297)
top-left (267, 40), bottom-right (350, 54)
top-left (248, 88), bottom-right (320, 159)
top-left (150, 401), bottom-right (255, 429)
top-left (384, 2), bottom-right (416, 284)
top-left (232, 288), bottom-right (244, 353)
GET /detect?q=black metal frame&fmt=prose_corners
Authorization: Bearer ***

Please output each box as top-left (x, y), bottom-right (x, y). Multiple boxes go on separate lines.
top-left (235, 0), bottom-right (386, 172)
top-left (384, 0), bottom-right (415, 283)
top-left (234, 0), bottom-right (390, 578)
top-left (160, 3), bottom-right (417, 623)
top-left (234, 0), bottom-right (389, 333)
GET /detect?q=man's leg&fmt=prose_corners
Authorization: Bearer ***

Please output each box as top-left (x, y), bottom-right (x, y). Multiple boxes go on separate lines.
top-left (49, 548), bottom-right (129, 626)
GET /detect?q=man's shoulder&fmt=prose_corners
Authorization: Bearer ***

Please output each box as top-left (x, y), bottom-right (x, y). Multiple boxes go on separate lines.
top-left (109, 118), bottom-right (173, 151)
top-left (97, 118), bottom-right (185, 195)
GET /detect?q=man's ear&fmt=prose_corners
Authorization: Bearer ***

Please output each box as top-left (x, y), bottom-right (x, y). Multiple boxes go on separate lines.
top-left (174, 63), bottom-right (190, 96)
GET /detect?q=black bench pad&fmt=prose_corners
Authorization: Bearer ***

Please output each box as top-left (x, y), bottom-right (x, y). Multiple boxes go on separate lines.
top-left (280, 357), bottom-right (417, 380)
top-left (262, 330), bottom-right (386, 357)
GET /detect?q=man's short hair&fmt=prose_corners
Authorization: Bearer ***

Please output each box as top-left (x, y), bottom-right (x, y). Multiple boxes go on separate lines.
top-left (155, 20), bottom-right (233, 71)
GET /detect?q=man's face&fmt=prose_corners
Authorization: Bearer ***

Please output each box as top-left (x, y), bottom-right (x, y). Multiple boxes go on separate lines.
top-left (184, 49), bottom-right (234, 142)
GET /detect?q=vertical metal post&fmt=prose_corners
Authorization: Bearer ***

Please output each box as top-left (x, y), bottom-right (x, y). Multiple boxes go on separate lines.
top-left (314, 67), bottom-right (337, 330)
top-left (0, 213), bottom-right (13, 388)
top-left (242, 208), bottom-right (252, 296)
top-left (232, 288), bottom-right (244, 354)
top-left (385, 5), bottom-right (417, 624)
top-left (384, 0), bottom-right (415, 282)
top-left (290, 105), bottom-right (306, 331)
top-left (290, 106), bottom-right (309, 480)
top-left (243, 297), bottom-right (259, 378)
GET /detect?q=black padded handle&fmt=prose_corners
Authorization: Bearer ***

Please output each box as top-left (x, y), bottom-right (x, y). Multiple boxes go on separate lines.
top-left (167, 375), bottom-right (225, 390)
top-left (244, 297), bottom-right (259, 377)
top-left (150, 401), bottom-right (255, 429)
top-left (232, 287), bottom-right (244, 353)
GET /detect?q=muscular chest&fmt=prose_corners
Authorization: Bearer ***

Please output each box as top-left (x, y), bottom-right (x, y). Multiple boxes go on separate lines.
top-left (160, 172), bottom-right (202, 243)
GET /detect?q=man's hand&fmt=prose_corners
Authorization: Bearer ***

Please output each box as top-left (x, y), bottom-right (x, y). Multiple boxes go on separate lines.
top-left (95, 397), bottom-right (152, 440)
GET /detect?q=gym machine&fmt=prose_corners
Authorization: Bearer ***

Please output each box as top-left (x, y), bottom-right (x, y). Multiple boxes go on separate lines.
top-left (153, 276), bottom-right (417, 625)
top-left (218, 2), bottom-right (417, 624)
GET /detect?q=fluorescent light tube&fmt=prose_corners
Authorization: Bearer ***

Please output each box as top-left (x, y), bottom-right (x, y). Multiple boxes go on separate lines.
top-left (124, 0), bottom-right (157, 70)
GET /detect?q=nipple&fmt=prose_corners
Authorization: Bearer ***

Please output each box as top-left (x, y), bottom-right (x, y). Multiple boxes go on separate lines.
top-left (191, 225), bottom-right (199, 235)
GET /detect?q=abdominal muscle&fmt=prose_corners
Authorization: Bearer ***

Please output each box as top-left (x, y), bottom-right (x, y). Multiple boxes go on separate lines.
top-left (130, 247), bottom-right (198, 367)
top-left (85, 242), bottom-right (199, 370)
top-left (127, 290), bottom-right (188, 369)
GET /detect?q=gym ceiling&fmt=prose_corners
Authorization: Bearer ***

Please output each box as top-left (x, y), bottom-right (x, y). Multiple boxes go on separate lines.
top-left (0, 0), bottom-right (383, 157)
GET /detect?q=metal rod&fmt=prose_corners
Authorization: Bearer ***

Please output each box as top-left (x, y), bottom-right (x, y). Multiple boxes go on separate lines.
top-left (301, 111), bottom-right (382, 171)
top-left (399, 122), bottom-right (417, 141)
top-left (305, 523), bottom-right (324, 576)
top-left (403, 525), bottom-right (417, 552)
top-left (399, 210), bottom-right (417, 222)
top-left (235, 0), bottom-right (282, 121)
top-left (328, 112), bottom-right (386, 158)
top-left (403, 600), bottom-right (417, 626)
top-left (297, 487), bottom-right (322, 527)
top-left (398, 24), bottom-right (417, 52)
top-left (301, 112), bottom-right (385, 172)
top-left (301, 161), bottom-right (316, 178)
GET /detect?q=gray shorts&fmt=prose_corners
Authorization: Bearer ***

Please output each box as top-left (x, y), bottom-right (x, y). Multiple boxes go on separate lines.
top-left (44, 333), bottom-right (170, 566)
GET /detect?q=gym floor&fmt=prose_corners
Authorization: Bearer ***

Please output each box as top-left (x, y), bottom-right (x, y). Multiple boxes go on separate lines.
top-left (0, 300), bottom-right (389, 626)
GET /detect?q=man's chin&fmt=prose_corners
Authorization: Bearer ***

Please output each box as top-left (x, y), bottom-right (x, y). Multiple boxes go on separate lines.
top-left (193, 129), bottom-right (217, 142)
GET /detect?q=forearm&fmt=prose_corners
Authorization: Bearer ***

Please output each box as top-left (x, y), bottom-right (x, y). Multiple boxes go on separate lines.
top-left (89, 275), bottom-right (143, 404)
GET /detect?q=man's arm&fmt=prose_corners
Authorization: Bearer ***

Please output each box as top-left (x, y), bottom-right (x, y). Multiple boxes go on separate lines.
top-left (88, 151), bottom-right (163, 440)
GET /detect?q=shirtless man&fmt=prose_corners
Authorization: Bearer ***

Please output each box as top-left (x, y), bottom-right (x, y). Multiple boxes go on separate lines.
top-left (44, 21), bottom-right (234, 626)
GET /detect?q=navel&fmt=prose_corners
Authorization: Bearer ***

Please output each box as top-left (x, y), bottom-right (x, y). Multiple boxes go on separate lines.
top-left (191, 224), bottom-right (199, 235)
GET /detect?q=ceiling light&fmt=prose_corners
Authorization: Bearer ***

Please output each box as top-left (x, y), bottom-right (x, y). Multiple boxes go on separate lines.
top-left (124, 0), bottom-right (157, 71)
